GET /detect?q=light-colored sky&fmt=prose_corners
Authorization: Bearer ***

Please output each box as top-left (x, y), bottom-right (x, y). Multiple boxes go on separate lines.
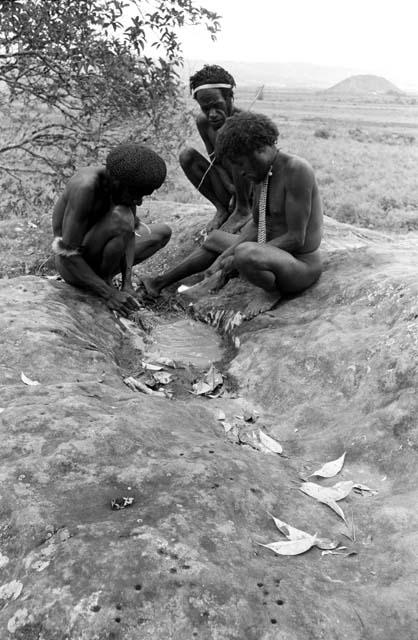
top-left (180, 0), bottom-right (418, 90)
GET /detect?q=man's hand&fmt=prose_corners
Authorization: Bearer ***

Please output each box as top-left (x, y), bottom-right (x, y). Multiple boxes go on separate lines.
top-left (105, 290), bottom-right (141, 317)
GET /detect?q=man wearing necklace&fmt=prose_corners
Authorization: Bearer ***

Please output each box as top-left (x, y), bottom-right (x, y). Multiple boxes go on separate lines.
top-left (142, 111), bottom-right (323, 298)
top-left (180, 64), bottom-right (252, 233)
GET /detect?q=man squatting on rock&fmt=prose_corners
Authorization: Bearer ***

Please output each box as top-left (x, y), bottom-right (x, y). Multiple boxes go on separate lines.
top-left (52, 144), bottom-right (171, 317)
top-left (180, 64), bottom-right (252, 233)
top-left (143, 112), bottom-right (323, 298)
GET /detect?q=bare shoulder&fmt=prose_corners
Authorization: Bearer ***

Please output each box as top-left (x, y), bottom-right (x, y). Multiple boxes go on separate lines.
top-left (66, 166), bottom-right (105, 194)
top-left (281, 152), bottom-right (316, 188)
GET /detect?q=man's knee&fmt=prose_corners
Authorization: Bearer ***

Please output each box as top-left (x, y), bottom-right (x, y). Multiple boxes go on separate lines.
top-left (179, 146), bottom-right (198, 170)
top-left (234, 242), bottom-right (259, 268)
top-left (152, 223), bottom-right (172, 248)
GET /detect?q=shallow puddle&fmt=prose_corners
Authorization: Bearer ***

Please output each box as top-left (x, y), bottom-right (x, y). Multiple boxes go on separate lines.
top-left (146, 317), bottom-right (223, 368)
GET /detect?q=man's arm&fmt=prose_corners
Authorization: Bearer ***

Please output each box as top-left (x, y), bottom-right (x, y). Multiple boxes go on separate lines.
top-left (196, 115), bottom-right (235, 195)
top-left (268, 162), bottom-right (313, 253)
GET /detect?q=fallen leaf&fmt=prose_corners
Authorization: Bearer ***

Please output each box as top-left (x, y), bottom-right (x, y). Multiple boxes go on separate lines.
top-left (192, 380), bottom-right (212, 396)
top-left (154, 356), bottom-right (176, 368)
top-left (268, 514), bottom-right (310, 540)
top-left (205, 364), bottom-right (223, 391)
top-left (309, 452), bottom-right (346, 478)
top-left (21, 372), bottom-right (40, 386)
top-left (243, 409), bottom-right (258, 423)
top-left (299, 481), bottom-right (354, 523)
top-left (258, 535), bottom-right (317, 556)
top-left (152, 371), bottom-right (172, 385)
top-left (111, 496), bottom-right (134, 510)
top-left (215, 409), bottom-right (226, 421)
top-left (141, 361), bottom-right (163, 371)
top-left (268, 514), bottom-right (338, 550)
top-left (259, 429), bottom-right (283, 455)
top-left (123, 376), bottom-right (166, 397)
top-left (353, 483), bottom-right (378, 496)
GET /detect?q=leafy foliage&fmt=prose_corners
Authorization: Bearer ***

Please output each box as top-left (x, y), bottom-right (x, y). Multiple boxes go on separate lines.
top-left (0, 0), bottom-right (220, 181)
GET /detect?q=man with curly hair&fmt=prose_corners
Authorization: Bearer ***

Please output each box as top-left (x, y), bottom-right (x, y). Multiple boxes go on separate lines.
top-left (180, 64), bottom-right (252, 233)
top-left (52, 143), bottom-right (171, 316)
top-left (142, 112), bottom-right (322, 298)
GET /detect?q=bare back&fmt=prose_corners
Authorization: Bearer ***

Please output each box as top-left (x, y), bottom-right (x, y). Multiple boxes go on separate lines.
top-left (52, 166), bottom-right (111, 246)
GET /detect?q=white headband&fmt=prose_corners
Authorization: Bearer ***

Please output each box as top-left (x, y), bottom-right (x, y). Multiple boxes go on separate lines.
top-left (191, 83), bottom-right (232, 98)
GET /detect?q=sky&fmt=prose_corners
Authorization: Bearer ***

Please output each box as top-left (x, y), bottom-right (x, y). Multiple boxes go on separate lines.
top-left (179, 0), bottom-right (418, 90)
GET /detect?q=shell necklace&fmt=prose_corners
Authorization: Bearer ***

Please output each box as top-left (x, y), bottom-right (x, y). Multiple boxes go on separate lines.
top-left (257, 152), bottom-right (277, 244)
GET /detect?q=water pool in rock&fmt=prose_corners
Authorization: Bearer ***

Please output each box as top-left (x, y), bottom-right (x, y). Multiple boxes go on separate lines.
top-left (146, 317), bottom-right (223, 368)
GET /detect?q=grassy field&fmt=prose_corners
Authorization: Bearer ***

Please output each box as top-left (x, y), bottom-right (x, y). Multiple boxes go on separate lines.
top-left (165, 87), bottom-right (418, 232)
top-left (0, 87), bottom-right (417, 277)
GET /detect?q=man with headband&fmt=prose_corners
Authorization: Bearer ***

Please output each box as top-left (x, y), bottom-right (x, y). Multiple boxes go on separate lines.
top-left (179, 64), bottom-right (252, 233)
top-left (52, 143), bottom-right (171, 317)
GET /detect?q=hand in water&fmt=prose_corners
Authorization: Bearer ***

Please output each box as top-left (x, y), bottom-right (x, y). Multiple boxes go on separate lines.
top-left (106, 290), bottom-right (141, 317)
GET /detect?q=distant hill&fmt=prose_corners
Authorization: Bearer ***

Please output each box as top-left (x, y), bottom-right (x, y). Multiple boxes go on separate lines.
top-left (326, 74), bottom-right (401, 94)
top-left (182, 59), bottom-right (364, 89)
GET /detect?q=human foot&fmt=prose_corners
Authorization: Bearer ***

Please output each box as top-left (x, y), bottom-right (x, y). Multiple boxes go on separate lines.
top-left (140, 276), bottom-right (162, 299)
top-left (206, 208), bottom-right (229, 233)
top-left (220, 209), bottom-right (251, 234)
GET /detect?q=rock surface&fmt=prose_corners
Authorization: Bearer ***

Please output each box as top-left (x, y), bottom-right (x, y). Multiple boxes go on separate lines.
top-left (1, 213), bottom-right (418, 639)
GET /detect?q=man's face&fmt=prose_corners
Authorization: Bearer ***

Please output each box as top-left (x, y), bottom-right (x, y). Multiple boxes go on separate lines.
top-left (230, 149), bottom-right (270, 184)
top-left (195, 88), bottom-right (232, 130)
top-left (115, 183), bottom-right (154, 207)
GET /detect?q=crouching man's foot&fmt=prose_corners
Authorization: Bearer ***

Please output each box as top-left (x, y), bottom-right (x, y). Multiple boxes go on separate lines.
top-left (220, 208), bottom-right (251, 234)
top-left (206, 208), bottom-right (229, 233)
top-left (140, 275), bottom-right (163, 299)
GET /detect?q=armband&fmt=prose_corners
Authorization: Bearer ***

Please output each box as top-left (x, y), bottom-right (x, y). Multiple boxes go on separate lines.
top-left (52, 237), bottom-right (81, 257)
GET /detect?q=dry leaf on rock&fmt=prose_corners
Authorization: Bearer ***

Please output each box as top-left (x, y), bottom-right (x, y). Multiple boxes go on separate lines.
top-left (192, 365), bottom-right (223, 396)
top-left (259, 430), bottom-right (283, 455)
top-left (353, 483), bottom-right (378, 496)
top-left (123, 376), bottom-right (166, 397)
top-left (21, 372), bottom-right (40, 386)
top-left (205, 364), bottom-right (223, 391)
top-left (141, 361), bottom-right (163, 371)
top-left (152, 371), bottom-right (172, 385)
top-left (268, 514), bottom-right (338, 550)
top-left (258, 535), bottom-right (317, 556)
top-left (269, 514), bottom-right (310, 541)
top-left (154, 356), bottom-right (176, 368)
top-left (192, 380), bottom-right (213, 396)
top-left (215, 409), bottom-right (226, 421)
top-left (299, 480), bottom-right (354, 523)
top-left (309, 452), bottom-right (346, 478)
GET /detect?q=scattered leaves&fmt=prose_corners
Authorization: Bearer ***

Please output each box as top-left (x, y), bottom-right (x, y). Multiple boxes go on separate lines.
top-left (309, 452), bottom-right (346, 478)
top-left (21, 372), bottom-right (40, 386)
top-left (192, 364), bottom-right (223, 396)
top-left (268, 513), bottom-right (338, 551)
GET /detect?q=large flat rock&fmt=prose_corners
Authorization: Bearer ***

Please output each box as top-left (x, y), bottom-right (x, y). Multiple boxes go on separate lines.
top-left (1, 215), bottom-right (418, 639)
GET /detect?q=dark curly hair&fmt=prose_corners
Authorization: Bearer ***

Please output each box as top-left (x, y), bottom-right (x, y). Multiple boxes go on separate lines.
top-left (215, 111), bottom-right (279, 160)
top-left (189, 64), bottom-right (236, 100)
top-left (106, 144), bottom-right (167, 192)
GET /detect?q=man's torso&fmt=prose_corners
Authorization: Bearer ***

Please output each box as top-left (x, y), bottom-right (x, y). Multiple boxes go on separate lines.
top-left (252, 151), bottom-right (323, 254)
